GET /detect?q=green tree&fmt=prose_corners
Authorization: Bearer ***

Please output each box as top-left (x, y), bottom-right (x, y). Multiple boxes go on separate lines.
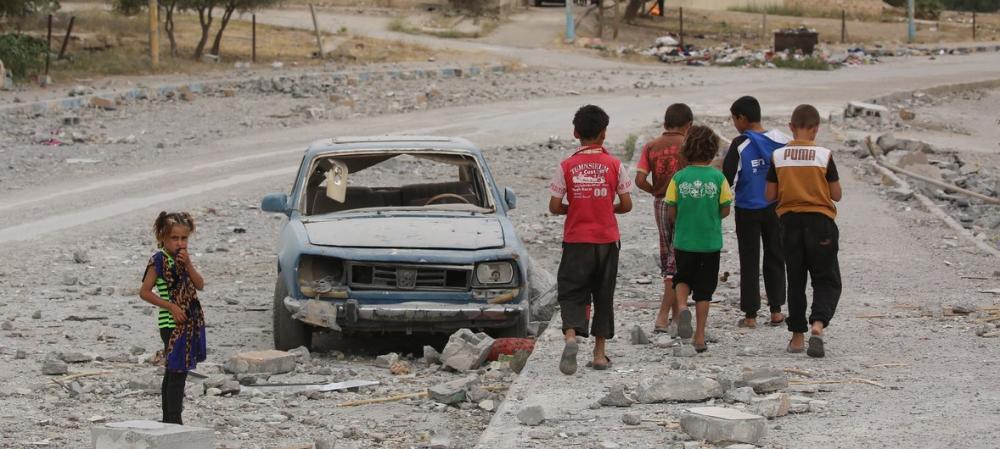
top-left (1, 0), bottom-right (59, 20)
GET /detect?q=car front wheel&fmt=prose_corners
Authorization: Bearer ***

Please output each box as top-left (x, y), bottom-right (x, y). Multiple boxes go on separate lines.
top-left (273, 278), bottom-right (312, 351)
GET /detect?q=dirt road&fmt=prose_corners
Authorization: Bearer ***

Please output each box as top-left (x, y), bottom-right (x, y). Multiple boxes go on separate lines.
top-left (2, 14), bottom-right (1000, 448)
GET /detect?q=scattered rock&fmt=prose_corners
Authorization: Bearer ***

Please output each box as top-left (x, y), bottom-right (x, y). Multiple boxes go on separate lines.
top-left (876, 133), bottom-right (897, 154)
top-left (628, 325), bottom-right (650, 345)
top-left (389, 360), bottom-right (411, 375)
top-left (750, 392), bottom-right (791, 418)
top-left (674, 345), bottom-right (698, 357)
top-left (428, 375), bottom-right (478, 405)
top-left (1, 320), bottom-right (13, 331)
top-left (636, 375), bottom-right (723, 403)
top-left (31, 310), bottom-right (42, 319)
top-left (440, 328), bottom-right (494, 371)
top-left (423, 345), bottom-right (441, 365)
top-left (15, 350), bottom-right (27, 359)
top-left (516, 405), bottom-right (547, 426)
top-left (680, 407), bottom-right (767, 445)
top-left (224, 350), bottom-right (296, 375)
top-left (621, 413), bottom-right (642, 426)
top-left (375, 352), bottom-right (400, 369)
top-left (598, 384), bottom-right (635, 407)
top-left (72, 250), bottom-right (90, 264)
top-left (887, 187), bottom-right (914, 202)
top-left (723, 386), bottom-right (757, 404)
top-left (59, 352), bottom-right (95, 363)
top-left (42, 359), bottom-right (69, 375)
top-left (220, 380), bottom-right (241, 396)
top-left (478, 399), bottom-right (496, 412)
top-left (898, 108), bottom-right (915, 120)
top-left (742, 367), bottom-right (789, 394)
top-left (288, 345), bottom-right (311, 361)
top-left (952, 304), bottom-right (977, 315)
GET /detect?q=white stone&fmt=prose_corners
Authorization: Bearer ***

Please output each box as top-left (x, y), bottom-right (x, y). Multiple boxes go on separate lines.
top-left (724, 386), bottom-right (757, 404)
top-left (517, 405), bottom-right (547, 426)
top-left (91, 420), bottom-right (213, 449)
top-left (224, 350), bottom-right (296, 374)
top-left (440, 328), bottom-right (494, 371)
top-left (680, 407), bottom-right (767, 445)
top-left (636, 376), bottom-right (723, 403)
top-left (750, 393), bottom-right (791, 418)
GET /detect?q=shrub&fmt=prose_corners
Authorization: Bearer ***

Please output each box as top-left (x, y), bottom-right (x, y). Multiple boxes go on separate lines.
top-left (0, 33), bottom-right (47, 78)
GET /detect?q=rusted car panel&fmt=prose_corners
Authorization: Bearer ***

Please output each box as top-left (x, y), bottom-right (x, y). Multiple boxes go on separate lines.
top-left (262, 136), bottom-right (531, 349)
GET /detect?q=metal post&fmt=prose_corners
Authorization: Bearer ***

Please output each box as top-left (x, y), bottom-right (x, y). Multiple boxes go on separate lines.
top-left (564, 0), bottom-right (575, 43)
top-left (149, 0), bottom-right (159, 67)
top-left (309, 4), bottom-right (325, 58)
top-left (252, 14), bottom-right (257, 63)
top-left (58, 16), bottom-right (75, 60)
top-left (762, 11), bottom-right (767, 42)
top-left (679, 7), bottom-right (684, 48)
top-left (973, 11), bottom-right (977, 41)
top-left (44, 14), bottom-right (52, 83)
top-left (907, 0), bottom-right (915, 43)
top-left (841, 10), bottom-right (846, 43)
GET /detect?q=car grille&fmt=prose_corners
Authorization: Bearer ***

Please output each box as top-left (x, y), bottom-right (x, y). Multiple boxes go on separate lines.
top-left (348, 263), bottom-right (471, 291)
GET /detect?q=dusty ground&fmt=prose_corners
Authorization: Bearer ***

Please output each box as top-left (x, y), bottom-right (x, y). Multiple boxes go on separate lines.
top-left (2, 8), bottom-right (1000, 449)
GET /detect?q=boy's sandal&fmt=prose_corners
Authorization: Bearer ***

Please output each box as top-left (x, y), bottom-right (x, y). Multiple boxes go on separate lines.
top-left (588, 356), bottom-right (613, 370)
top-left (652, 325), bottom-right (670, 334)
top-left (769, 315), bottom-right (786, 326)
top-left (737, 319), bottom-right (757, 329)
top-left (693, 342), bottom-right (708, 353)
top-left (807, 336), bottom-right (825, 358)
top-left (559, 341), bottom-right (578, 375)
top-left (786, 341), bottom-right (805, 354)
top-left (677, 309), bottom-right (694, 339)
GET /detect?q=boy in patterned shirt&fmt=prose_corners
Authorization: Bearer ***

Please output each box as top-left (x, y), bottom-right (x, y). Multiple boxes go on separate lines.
top-left (665, 126), bottom-right (732, 352)
top-left (550, 104), bottom-right (633, 374)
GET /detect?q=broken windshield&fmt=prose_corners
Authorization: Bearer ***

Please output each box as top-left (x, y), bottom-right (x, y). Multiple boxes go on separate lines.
top-left (300, 151), bottom-right (494, 216)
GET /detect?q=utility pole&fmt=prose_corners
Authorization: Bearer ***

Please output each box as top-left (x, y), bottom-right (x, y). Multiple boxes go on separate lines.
top-left (973, 11), bottom-right (977, 41)
top-left (149, 0), bottom-right (158, 67)
top-left (907, 0), bottom-right (915, 43)
top-left (565, 0), bottom-right (575, 43)
top-left (841, 10), bottom-right (846, 43)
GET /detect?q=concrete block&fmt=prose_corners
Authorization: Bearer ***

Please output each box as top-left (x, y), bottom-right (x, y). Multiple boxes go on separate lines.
top-left (375, 352), bottom-right (399, 369)
top-left (750, 393), bottom-right (791, 418)
top-left (423, 345), bottom-right (441, 365)
top-left (225, 350), bottom-right (296, 374)
top-left (516, 405), bottom-right (546, 426)
top-left (742, 368), bottom-right (788, 394)
top-left (723, 386), bottom-right (757, 404)
top-left (636, 375), bottom-right (723, 403)
top-left (429, 375), bottom-right (478, 405)
top-left (440, 328), bottom-right (494, 371)
top-left (89, 96), bottom-right (117, 111)
top-left (91, 420), bottom-right (213, 449)
top-left (680, 407), bottom-right (767, 445)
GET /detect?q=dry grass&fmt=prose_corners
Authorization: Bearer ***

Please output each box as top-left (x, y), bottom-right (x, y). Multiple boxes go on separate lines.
top-left (5, 9), bottom-right (440, 83)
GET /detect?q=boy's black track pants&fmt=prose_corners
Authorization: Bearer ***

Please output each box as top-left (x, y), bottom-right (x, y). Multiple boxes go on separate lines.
top-left (780, 212), bottom-right (842, 333)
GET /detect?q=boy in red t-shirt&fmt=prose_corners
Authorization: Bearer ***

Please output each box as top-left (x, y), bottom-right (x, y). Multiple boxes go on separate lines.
top-left (549, 104), bottom-right (633, 375)
top-left (635, 103), bottom-right (692, 337)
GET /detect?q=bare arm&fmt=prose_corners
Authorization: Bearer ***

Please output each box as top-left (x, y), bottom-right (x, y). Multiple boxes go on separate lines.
top-left (667, 203), bottom-right (676, 224)
top-left (139, 265), bottom-right (186, 324)
top-left (615, 193), bottom-right (632, 214)
top-left (549, 196), bottom-right (568, 215)
top-left (720, 205), bottom-right (731, 219)
top-left (829, 181), bottom-right (842, 202)
top-left (635, 171), bottom-right (654, 195)
top-left (176, 249), bottom-right (205, 291)
top-left (765, 181), bottom-right (778, 202)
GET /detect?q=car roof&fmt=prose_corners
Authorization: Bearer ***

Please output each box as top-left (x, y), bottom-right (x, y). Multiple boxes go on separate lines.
top-left (304, 135), bottom-right (482, 157)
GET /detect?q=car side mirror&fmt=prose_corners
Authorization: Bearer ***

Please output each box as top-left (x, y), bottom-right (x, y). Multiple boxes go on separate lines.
top-left (261, 193), bottom-right (289, 214)
top-left (504, 187), bottom-right (517, 211)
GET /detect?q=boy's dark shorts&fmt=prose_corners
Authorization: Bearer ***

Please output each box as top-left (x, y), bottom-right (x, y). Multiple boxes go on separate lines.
top-left (672, 249), bottom-right (721, 302)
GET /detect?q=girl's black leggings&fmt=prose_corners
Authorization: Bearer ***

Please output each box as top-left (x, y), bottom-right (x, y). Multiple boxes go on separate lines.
top-left (160, 328), bottom-right (188, 425)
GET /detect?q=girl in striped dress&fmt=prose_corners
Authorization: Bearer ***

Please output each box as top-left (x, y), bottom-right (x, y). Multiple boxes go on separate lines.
top-left (138, 212), bottom-right (206, 425)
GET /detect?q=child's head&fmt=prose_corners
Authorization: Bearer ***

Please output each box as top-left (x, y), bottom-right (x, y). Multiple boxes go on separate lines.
top-left (573, 104), bottom-right (609, 144)
top-left (681, 125), bottom-right (720, 164)
top-left (664, 103), bottom-right (694, 132)
top-left (729, 96), bottom-right (761, 132)
top-left (789, 104), bottom-right (821, 140)
top-left (154, 211), bottom-right (195, 254)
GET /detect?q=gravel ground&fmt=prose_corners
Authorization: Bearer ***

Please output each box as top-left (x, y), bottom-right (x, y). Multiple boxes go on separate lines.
top-left (2, 52), bottom-right (1000, 449)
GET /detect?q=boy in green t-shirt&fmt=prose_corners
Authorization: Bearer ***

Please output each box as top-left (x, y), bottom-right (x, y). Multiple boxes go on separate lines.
top-left (665, 125), bottom-right (733, 352)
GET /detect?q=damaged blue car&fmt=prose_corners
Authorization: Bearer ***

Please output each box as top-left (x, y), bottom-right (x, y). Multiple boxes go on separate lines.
top-left (261, 136), bottom-right (532, 350)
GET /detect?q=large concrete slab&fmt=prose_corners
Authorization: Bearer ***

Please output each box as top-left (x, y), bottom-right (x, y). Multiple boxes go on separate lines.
top-left (680, 407), bottom-right (767, 444)
top-left (91, 420), bottom-right (213, 449)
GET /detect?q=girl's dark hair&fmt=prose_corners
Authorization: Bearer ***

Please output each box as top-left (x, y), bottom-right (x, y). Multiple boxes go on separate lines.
top-left (681, 125), bottom-right (721, 163)
top-left (154, 211), bottom-right (195, 245)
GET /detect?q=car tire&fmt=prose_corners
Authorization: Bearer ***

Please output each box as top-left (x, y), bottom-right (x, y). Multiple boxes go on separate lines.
top-left (273, 278), bottom-right (312, 351)
top-left (534, 0), bottom-right (543, 6)
top-left (492, 307), bottom-right (530, 338)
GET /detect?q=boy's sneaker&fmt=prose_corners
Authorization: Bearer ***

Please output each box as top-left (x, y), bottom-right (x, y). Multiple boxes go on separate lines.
top-left (677, 309), bottom-right (693, 339)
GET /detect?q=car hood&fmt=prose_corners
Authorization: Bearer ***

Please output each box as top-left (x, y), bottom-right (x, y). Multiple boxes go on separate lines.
top-left (303, 215), bottom-right (505, 250)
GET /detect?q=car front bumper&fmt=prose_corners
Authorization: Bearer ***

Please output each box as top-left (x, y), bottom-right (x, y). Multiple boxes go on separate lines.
top-left (283, 297), bottom-right (524, 333)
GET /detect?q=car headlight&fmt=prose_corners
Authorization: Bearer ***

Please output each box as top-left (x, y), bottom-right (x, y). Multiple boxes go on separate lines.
top-left (475, 262), bottom-right (515, 285)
